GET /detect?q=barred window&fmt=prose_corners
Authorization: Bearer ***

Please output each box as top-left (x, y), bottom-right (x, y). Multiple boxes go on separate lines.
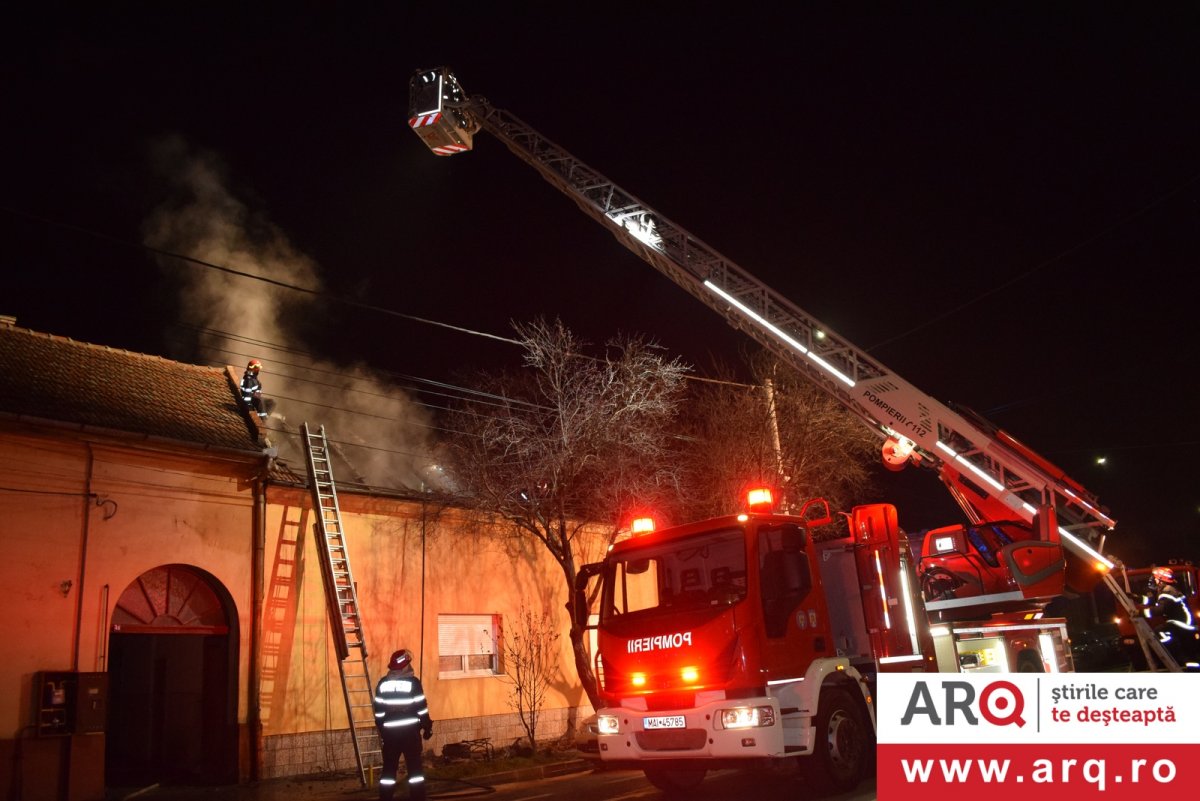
top-left (437, 613), bottom-right (501, 678)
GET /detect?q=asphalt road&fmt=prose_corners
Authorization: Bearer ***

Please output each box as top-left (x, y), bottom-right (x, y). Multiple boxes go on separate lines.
top-left (431, 765), bottom-right (877, 801)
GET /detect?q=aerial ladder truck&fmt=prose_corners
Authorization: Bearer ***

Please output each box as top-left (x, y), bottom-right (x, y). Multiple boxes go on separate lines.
top-left (406, 63), bottom-right (1180, 787)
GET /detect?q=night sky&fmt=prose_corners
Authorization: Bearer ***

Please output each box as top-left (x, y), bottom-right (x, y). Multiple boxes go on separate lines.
top-left (4, 6), bottom-right (1199, 567)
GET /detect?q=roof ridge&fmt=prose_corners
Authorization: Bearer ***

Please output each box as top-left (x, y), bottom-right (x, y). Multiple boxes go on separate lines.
top-left (1, 322), bottom-right (225, 375)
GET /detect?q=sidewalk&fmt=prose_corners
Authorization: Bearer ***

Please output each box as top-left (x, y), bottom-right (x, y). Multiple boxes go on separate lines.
top-left (112, 756), bottom-right (596, 801)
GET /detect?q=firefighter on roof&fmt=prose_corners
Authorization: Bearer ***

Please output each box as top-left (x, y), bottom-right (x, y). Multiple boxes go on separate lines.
top-left (240, 359), bottom-right (267, 420)
top-left (373, 649), bottom-right (433, 801)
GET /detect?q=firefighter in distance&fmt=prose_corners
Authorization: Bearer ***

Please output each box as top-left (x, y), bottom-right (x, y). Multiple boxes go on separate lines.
top-left (240, 359), bottom-right (267, 419)
top-left (373, 649), bottom-right (433, 801)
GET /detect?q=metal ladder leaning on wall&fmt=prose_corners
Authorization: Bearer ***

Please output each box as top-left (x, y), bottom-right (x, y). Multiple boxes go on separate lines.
top-left (302, 422), bottom-right (382, 783)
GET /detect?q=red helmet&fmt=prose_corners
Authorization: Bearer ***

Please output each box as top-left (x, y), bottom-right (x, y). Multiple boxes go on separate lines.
top-left (247, 359), bottom-right (262, 373)
top-left (388, 649), bottom-right (413, 671)
top-left (1152, 567), bottom-right (1175, 584)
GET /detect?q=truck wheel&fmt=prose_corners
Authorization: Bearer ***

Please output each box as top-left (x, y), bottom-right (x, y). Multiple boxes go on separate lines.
top-left (644, 767), bottom-right (706, 795)
top-left (809, 688), bottom-right (868, 793)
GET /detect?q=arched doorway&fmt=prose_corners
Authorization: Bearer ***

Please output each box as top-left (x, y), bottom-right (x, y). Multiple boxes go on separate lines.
top-left (106, 564), bottom-right (238, 786)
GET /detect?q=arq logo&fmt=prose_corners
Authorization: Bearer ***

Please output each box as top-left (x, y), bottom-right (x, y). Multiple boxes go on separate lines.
top-left (900, 679), bottom-right (1025, 727)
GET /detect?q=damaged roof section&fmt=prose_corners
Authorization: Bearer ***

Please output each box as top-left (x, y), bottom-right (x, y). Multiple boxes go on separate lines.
top-left (0, 319), bottom-right (263, 453)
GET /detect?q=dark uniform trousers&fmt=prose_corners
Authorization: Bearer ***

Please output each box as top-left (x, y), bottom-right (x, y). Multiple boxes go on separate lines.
top-left (380, 730), bottom-right (425, 801)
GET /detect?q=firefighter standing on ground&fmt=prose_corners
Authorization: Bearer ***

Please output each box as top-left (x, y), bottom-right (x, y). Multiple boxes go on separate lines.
top-left (373, 649), bottom-right (433, 801)
top-left (240, 359), bottom-right (267, 419)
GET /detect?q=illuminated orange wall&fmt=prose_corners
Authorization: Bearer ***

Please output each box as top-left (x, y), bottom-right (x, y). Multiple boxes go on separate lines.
top-left (0, 423), bottom-right (595, 796)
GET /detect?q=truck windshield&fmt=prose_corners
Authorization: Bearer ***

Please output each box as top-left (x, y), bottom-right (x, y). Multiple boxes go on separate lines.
top-left (601, 527), bottom-right (747, 623)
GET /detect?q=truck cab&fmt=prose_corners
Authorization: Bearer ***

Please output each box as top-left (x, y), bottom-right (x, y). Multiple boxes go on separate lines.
top-left (576, 492), bottom-right (929, 793)
top-left (594, 509), bottom-right (829, 702)
top-left (914, 519), bottom-right (1067, 621)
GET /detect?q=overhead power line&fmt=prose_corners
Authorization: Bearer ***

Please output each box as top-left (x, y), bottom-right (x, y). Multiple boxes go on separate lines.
top-left (7, 206), bottom-right (761, 393)
top-left (1, 204), bottom-right (522, 347)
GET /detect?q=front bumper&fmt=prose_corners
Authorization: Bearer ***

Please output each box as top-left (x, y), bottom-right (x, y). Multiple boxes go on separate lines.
top-left (597, 695), bottom-right (784, 764)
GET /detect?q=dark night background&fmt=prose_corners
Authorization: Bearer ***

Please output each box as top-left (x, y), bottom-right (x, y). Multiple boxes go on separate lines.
top-left (3, 5), bottom-right (1198, 569)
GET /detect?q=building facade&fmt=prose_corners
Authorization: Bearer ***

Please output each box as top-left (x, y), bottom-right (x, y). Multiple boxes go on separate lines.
top-left (0, 319), bottom-right (594, 800)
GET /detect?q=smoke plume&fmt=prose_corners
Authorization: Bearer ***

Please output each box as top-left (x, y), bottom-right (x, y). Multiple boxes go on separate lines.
top-left (141, 135), bottom-right (444, 492)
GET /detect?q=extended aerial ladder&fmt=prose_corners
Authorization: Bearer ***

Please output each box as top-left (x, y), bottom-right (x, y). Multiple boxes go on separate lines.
top-left (301, 423), bottom-right (382, 782)
top-left (406, 68), bottom-right (1178, 671)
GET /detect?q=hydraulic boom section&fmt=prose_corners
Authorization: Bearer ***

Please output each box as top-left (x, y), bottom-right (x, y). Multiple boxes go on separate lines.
top-left (406, 65), bottom-right (1119, 594)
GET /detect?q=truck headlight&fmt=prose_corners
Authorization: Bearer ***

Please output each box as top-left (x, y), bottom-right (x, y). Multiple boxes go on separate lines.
top-left (718, 706), bottom-right (775, 729)
top-left (596, 715), bottom-right (620, 735)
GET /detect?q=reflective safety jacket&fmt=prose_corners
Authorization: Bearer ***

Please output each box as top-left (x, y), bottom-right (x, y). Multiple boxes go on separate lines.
top-left (240, 371), bottom-right (262, 403)
top-left (373, 670), bottom-right (433, 737)
top-left (1154, 586), bottom-right (1196, 642)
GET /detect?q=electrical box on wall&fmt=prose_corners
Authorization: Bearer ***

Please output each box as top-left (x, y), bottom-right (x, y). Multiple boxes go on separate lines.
top-left (34, 671), bottom-right (108, 736)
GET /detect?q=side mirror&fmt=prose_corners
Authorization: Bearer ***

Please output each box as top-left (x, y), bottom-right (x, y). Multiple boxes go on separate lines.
top-left (798, 497), bottom-right (833, 528)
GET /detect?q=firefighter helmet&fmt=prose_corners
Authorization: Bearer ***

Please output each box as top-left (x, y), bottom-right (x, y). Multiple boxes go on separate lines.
top-left (1152, 567), bottom-right (1176, 584)
top-left (388, 649), bottom-right (413, 671)
top-left (247, 359), bottom-right (262, 373)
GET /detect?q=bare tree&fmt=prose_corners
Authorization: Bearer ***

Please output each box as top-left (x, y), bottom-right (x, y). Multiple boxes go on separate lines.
top-left (502, 604), bottom-right (561, 754)
top-left (443, 318), bottom-right (691, 709)
top-left (679, 352), bottom-right (880, 534)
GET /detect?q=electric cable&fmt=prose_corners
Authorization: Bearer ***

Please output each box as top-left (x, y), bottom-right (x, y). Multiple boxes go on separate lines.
top-left (0, 204), bottom-right (522, 345)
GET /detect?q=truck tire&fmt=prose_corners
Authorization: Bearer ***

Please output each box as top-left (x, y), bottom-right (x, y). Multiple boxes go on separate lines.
top-left (808, 688), bottom-right (869, 793)
top-left (644, 767), bottom-right (706, 795)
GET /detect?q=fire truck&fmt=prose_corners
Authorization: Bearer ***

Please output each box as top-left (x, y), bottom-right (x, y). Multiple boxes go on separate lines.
top-left (406, 65), bottom-right (1180, 789)
top-left (570, 488), bottom-right (1076, 791)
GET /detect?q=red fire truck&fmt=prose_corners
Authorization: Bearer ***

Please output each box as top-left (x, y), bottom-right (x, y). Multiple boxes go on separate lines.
top-left (406, 64), bottom-right (1177, 789)
top-left (571, 489), bottom-right (1073, 792)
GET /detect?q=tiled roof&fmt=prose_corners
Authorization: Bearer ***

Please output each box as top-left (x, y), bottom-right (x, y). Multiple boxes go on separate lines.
top-left (0, 321), bottom-right (263, 453)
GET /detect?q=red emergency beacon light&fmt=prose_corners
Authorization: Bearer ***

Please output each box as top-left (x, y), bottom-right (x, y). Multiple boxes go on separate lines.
top-left (746, 487), bottom-right (774, 512)
top-left (630, 517), bottom-right (656, 535)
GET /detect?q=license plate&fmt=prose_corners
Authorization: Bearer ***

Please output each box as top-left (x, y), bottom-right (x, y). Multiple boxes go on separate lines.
top-left (643, 715), bottom-right (686, 729)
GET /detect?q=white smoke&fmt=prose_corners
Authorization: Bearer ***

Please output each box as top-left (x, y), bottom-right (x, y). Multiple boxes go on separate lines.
top-left (141, 135), bottom-right (445, 492)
